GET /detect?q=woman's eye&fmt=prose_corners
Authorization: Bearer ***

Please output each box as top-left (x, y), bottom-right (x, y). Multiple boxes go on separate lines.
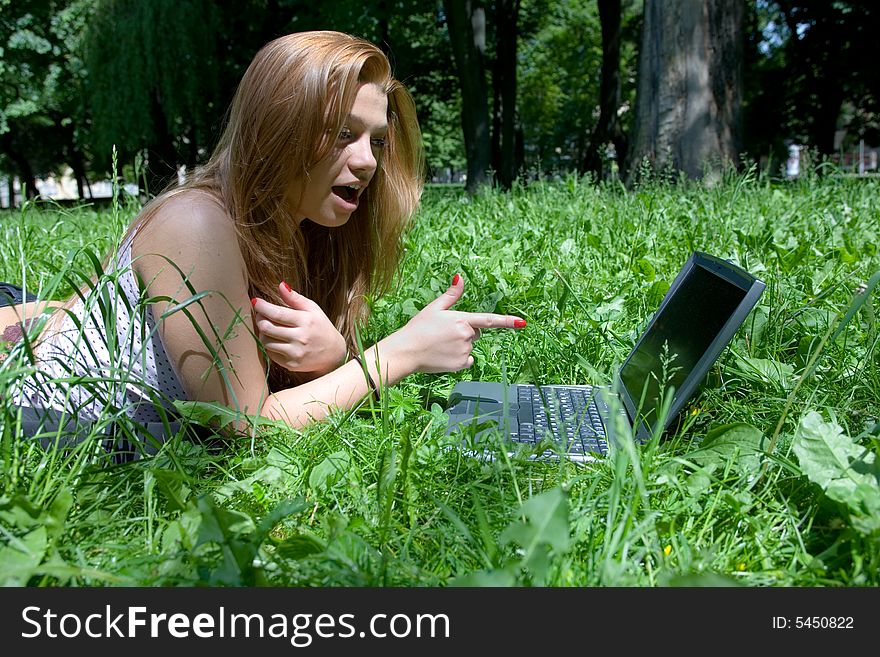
top-left (338, 128), bottom-right (353, 141)
top-left (371, 138), bottom-right (387, 148)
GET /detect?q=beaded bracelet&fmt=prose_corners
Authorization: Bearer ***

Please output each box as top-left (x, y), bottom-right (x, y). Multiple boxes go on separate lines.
top-left (349, 354), bottom-right (379, 401)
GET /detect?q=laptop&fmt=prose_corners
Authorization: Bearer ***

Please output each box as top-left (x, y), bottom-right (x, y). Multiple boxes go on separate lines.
top-left (445, 252), bottom-right (766, 461)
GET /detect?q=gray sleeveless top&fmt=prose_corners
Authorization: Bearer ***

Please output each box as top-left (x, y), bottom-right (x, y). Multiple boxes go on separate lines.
top-left (16, 233), bottom-right (187, 423)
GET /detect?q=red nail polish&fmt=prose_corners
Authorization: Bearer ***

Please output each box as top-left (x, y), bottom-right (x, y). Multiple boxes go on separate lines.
top-left (452, 274), bottom-right (461, 286)
top-left (251, 298), bottom-right (257, 307)
top-left (514, 319), bottom-right (527, 328)
top-left (282, 281), bottom-right (292, 293)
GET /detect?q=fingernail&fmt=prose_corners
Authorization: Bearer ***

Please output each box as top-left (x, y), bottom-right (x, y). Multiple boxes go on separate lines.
top-left (251, 298), bottom-right (257, 307)
top-left (452, 273), bottom-right (461, 286)
top-left (514, 319), bottom-right (527, 328)
top-left (282, 281), bottom-right (292, 293)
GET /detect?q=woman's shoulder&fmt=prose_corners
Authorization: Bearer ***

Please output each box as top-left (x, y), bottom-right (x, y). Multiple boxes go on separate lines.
top-left (132, 189), bottom-right (237, 252)
top-left (131, 189), bottom-right (246, 279)
top-left (135, 189), bottom-right (234, 244)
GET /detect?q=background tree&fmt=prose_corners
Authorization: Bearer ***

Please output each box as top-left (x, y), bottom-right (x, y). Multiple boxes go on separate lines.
top-left (490, 0), bottom-right (520, 189)
top-left (443, 0), bottom-right (491, 192)
top-left (0, 0), bottom-right (91, 204)
top-left (518, 0), bottom-right (639, 176)
top-left (743, 0), bottom-right (880, 166)
top-left (581, 0), bottom-right (628, 177)
top-left (83, 0), bottom-right (224, 195)
top-left (7, 0), bottom-right (880, 206)
top-left (626, 0), bottom-right (744, 182)
top-left (393, 6), bottom-right (467, 182)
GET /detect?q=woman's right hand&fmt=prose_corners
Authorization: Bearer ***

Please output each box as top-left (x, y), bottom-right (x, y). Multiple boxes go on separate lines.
top-left (389, 274), bottom-right (526, 374)
top-left (252, 282), bottom-right (348, 376)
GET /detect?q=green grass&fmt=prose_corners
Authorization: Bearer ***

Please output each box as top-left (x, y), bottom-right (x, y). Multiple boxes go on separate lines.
top-left (1, 168), bottom-right (878, 586)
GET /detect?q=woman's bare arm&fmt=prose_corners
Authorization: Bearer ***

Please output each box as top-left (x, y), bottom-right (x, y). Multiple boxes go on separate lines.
top-left (260, 275), bottom-right (526, 427)
top-left (133, 193), bottom-right (271, 416)
top-left (134, 193), bottom-right (524, 430)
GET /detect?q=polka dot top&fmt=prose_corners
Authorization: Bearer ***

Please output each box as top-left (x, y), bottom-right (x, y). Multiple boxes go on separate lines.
top-left (18, 234), bottom-right (187, 423)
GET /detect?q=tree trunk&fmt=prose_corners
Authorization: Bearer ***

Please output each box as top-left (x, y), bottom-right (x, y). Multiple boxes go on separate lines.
top-left (492, 0), bottom-right (520, 190)
top-left (776, 0), bottom-right (845, 157)
top-left (444, 0), bottom-right (491, 193)
top-left (21, 168), bottom-right (38, 200)
top-left (61, 120), bottom-right (88, 199)
top-left (72, 158), bottom-right (86, 200)
top-left (0, 133), bottom-right (39, 201)
top-left (583, 0), bottom-right (627, 178)
top-left (491, 77), bottom-right (501, 181)
top-left (145, 86), bottom-right (179, 197)
top-left (626, 0), bottom-right (743, 183)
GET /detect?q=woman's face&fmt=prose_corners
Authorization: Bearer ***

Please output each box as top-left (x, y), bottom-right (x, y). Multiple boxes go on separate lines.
top-left (294, 83), bottom-right (389, 228)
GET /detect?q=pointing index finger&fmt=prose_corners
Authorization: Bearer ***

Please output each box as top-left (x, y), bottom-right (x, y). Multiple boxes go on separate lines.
top-left (464, 313), bottom-right (527, 330)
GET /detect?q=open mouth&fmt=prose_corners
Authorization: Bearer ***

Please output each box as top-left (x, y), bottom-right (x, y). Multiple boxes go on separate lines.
top-left (332, 185), bottom-right (360, 203)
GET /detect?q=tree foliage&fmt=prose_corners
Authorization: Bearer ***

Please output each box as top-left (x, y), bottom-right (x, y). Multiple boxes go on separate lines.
top-left (2, 0), bottom-right (879, 205)
top-left (83, 0), bottom-right (224, 191)
top-left (0, 0), bottom-right (91, 198)
top-left (518, 0), bottom-right (639, 177)
top-left (743, 0), bottom-right (880, 164)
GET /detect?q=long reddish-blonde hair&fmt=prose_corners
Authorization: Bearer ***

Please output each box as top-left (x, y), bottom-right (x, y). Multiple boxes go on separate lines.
top-left (135, 31), bottom-right (425, 390)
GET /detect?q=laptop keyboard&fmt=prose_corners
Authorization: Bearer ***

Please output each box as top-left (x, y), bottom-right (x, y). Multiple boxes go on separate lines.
top-left (515, 385), bottom-right (608, 456)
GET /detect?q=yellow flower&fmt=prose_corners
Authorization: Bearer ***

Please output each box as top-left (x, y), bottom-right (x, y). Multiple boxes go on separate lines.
top-left (663, 544), bottom-right (672, 557)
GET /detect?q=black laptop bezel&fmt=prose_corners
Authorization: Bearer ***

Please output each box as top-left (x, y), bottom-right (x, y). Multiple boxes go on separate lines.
top-left (614, 251), bottom-right (766, 442)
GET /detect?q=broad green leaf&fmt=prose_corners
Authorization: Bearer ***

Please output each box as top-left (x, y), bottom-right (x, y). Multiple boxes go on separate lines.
top-left (685, 423), bottom-right (765, 475)
top-left (151, 468), bottom-right (190, 512)
top-left (450, 567), bottom-right (517, 587)
top-left (194, 496), bottom-right (258, 586)
top-left (195, 497), bottom-right (255, 547)
top-left (735, 355), bottom-right (794, 389)
top-left (500, 488), bottom-right (571, 584)
top-left (376, 447), bottom-right (398, 506)
top-left (161, 516), bottom-right (199, 553)
top-left (173, 399), bottom-right (244, 429)
top-left (173, 400), bottom-right (290, 433)
top-left (633, 256), bottom-right (656, 281)
top-left (646, 279), bottom-right (670, 306)
top-left (0, 494), bottom-right (42, 530)
top-left (594, 297), bottom-right (625, 319)
top-left (0, 526), bottom-right (47, 586)
top-left (684, 464), bottom-right (716, 496)
top-left (213, 450), bottom-right (296, 501)
top-left (478, 290), bottom-right (504, 313)
top-left (45, 489), bottom-right (73, 539)
top-left (254, 498), bottom-right (309, 544)
top-left (792, 411), bottom-right (880, 534)
top-left (275, 533), bottom-right (326, 560)
top-left (309, 450), bottom-right (351, 493)
top-left (850, 485), bottom-right (880, 535)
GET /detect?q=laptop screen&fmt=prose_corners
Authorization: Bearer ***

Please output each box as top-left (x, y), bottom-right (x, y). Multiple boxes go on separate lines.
top-left (618, 260), bottom-right (749, 432)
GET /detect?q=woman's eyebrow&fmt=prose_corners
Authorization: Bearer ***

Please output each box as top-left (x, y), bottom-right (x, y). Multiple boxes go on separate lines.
top-left (345, 114), bottom-right (388, 133)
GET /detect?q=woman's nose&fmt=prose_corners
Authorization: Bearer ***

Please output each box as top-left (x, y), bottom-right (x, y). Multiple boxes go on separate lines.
top-left (348, 136), bottom-right (378, 175)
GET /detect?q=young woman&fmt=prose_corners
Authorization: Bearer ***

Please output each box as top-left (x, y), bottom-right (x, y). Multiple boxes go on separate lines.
top-left (5, 31), bottom-right (525, 440)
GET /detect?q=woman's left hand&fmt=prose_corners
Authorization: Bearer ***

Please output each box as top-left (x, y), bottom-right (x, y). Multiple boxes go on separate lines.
top-left (252, 282), bottom-right (347, 375)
